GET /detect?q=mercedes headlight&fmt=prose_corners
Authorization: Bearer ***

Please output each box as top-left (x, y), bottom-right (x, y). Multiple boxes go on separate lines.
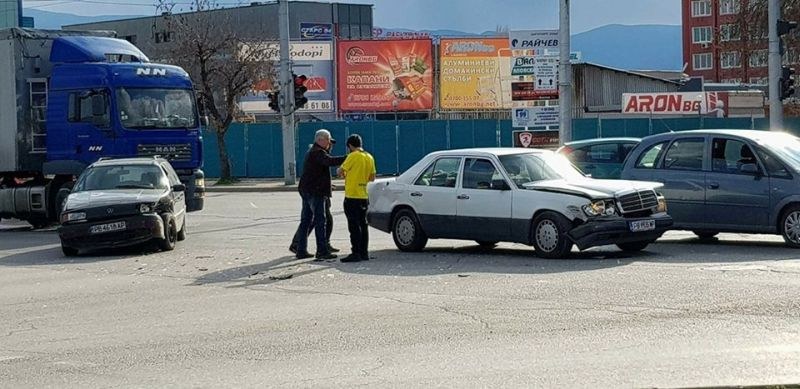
top-left (61, 211), bottom-right (86, 223)
top-left (582, 199), bottom-right (618, 217)
top-left (139, 203), bottom-right (155, 214)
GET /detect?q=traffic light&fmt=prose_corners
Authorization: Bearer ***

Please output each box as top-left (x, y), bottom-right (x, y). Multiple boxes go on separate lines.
top-left (778, 19), bottom-right (797, 56)
top-left (781, 66), bottom-right (796, 100)
top-left (778, 19), bottom-right (798, 37)
top-left (293, 74), bottom-right (308, 109)
top-left (268, 91), bottom-right (280, 112)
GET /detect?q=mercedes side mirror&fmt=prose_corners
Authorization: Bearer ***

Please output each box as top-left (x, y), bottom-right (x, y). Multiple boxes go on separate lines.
top-left (172, 184), bottom-right (186, 192)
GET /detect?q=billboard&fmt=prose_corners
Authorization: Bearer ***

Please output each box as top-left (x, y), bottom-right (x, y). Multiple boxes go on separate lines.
top-left (622, 92), bottom-right (729, 116)
top-left (509, 30), bottom-right (559, 55)
top-left (239, 41), bottom-right (334, 113)
top-left (337, 39), bottom-right (434, 111)
top-left (300, 23), bottom-right (333, 41)
top-left (439, 38), bottom-right (512, 110)
top-left (513, 130), bottom-right (560, 149)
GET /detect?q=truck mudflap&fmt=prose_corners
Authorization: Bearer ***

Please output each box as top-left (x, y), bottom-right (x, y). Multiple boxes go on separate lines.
top-left (179, 169), bottom-right (205, 212)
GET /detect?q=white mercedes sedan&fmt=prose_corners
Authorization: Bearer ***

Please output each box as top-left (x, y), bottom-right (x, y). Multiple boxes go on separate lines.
top-left (367, 148), bottom-right (673, 258)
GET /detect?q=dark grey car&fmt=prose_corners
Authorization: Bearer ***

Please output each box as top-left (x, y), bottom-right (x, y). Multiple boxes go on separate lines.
top-left (621, 129), bottom-right (800, 246)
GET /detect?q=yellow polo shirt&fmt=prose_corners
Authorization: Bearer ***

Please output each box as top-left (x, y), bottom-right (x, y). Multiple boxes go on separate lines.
top-left (341, 150), bottom-right (376, 199)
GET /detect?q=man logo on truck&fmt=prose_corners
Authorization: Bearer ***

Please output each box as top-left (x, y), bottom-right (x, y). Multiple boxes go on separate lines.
top-left (136, 68), bottom-right (167, 76)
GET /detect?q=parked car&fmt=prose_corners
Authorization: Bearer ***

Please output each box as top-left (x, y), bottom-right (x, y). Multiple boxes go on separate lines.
top-left (367, 148), bottom-right (672, 258)
top-left (620, 129), bottom-right (800, 246)
top-left (557, 138), bottom-right (640, 179)
top-left (58, 157), bottom-right (188, 256)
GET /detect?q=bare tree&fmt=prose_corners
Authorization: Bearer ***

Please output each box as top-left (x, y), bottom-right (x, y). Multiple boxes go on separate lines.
top-left (155, 0), bottom-right (275, 181)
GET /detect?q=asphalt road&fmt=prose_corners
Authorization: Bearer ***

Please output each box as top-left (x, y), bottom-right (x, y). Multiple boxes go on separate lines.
top-left (1, 192), bottom-right (800, 388)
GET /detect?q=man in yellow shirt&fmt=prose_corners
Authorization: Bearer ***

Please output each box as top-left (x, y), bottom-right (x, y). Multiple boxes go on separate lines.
top-left (337, 134), bottom-right (376, 262)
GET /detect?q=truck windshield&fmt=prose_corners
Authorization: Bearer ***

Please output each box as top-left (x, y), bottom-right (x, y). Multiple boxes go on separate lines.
top-left (74, 165), bottom-right (169, 192)
top-left (116, 87), bottom-right (197, 129)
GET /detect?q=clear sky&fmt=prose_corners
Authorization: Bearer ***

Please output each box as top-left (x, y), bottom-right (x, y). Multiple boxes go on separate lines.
top-left (23, 0), bottom-right (680, 34)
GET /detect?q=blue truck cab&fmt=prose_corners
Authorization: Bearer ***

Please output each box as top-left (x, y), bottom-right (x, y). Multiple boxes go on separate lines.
top-left (0, 29), bottom-right (205, 227)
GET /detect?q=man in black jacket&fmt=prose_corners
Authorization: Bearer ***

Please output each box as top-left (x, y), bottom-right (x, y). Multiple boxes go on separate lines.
top-left (294, 129), bottom-right (346, 260)
top-left (289, 140), bottom-right (337, 254)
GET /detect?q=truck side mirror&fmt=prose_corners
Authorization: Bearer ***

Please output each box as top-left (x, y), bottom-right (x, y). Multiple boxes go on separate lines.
top-left (91, 94), bottom-right (105, 117)
top-left (90, 94), bottom-right (109, 127)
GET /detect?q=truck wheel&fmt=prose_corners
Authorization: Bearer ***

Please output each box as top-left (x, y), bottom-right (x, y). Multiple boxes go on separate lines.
top-left (532, 211), bottom-right (573, 259)
top-left (61, 244), bottom-right (78, 257)
top-left (476, 241), bottom-right (498, 248)
top-left (693, 230), bottom-right (718, 240)
top-left (392, 209), bottom-right (428, 252)
top-left (616, 241), bottom-right (652, 252)
top-left (55, 186), bottom-right (72, 218)
top-left (177, 219), bottom-right (187, 241)
top-left (29, 218), bottom-right (50, 230)
top-left (158, 214), bottom-right (177, 251)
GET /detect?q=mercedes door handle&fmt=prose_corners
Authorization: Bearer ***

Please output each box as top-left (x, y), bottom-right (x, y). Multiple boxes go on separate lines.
top-left (457, 194), bottom-right (470, 200)
top-left (708, 182), bottom-right (720, 189)
top-left (410, 192), bottom-right (423, 197)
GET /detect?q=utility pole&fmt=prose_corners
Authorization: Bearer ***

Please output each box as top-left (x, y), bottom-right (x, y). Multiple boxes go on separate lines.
top-left (769, 0), bottom-right (783, 130)
top-left (558, 0), bottom-right (572, 145)
top-left (279, 0), bottom-right (296, 184)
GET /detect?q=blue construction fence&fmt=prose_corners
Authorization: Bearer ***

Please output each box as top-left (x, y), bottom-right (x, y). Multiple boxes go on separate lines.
top-left (201, 117), bottom-right (800, 178)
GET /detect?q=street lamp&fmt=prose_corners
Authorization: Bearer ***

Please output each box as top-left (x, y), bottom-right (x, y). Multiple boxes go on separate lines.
top-left (392, 99), bottom-right (400, 175)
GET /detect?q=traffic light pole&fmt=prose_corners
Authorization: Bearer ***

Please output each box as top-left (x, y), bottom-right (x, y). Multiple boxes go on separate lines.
top-left (769, 0), bottom-right (783, 130)
top-left (279, 0), bottom-right (297, 185)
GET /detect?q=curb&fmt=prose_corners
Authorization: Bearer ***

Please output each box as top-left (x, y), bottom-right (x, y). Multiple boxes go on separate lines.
top-left (205, 185), bottom-right (345, 193)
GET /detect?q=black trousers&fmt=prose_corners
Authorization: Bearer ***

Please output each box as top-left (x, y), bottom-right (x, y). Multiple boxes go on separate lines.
top-left (344, 198), bottom-right (369, 259)
top-left (292, 197), bottom-right (332, 248)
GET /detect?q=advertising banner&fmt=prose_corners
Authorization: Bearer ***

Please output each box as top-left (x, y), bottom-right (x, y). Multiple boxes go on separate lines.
top-left (512, 106), bottom-right (559, 127)
top-left (622, 92), bottom-right (729, 116)
top-left (439, 38), bottom-right (512, 109)
top-left (513, 130), bottom-right (560, 149)
top-left (300, 23), bottom-right (333, 41)
top-left (337, 39), bottom-right (434, 111)
top-left (509, 29), bottom-right (559, 55)
top-left (239, 41), bottom-right (334, 113)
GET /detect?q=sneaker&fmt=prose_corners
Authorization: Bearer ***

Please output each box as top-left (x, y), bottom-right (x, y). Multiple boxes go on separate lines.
top-left (340, 254), bottom-right (362, 263)
top-left (315, 252), bottom-right (337, 261)
top-left (295, 252), bottom-right (313, 260)
top-left (327, 245), bottom-right (340, 253)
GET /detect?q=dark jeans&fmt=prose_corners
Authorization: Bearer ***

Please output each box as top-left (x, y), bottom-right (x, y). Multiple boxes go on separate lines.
top-left (291, 198), bottom-right (332, 248)
top-left (295, 192), bottom-right (329, 255)
top-left (344, 198), bottom-right (369, 259)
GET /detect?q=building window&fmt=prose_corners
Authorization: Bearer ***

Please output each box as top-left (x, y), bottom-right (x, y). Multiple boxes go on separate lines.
top-left (692, 0), bottom-right (712, 17)
top-left (693, 26), bottom-right (713, 43)
top-left (749, 50), bottom-right (768, 67)
top-left (784, 48), bottom-right (799, 65)
top-left (721, 78), bottom-right (743, 84)
top-left (694, 53), bottom-right (713, 70)
top-left (720, 0), bottom-right (740, 15)
top-left (721, 51), bottom-right (741, 69)
top-left (720, 24), bottom-right (741, 41)
top-left (749, 26), bottom-right (769, 40)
